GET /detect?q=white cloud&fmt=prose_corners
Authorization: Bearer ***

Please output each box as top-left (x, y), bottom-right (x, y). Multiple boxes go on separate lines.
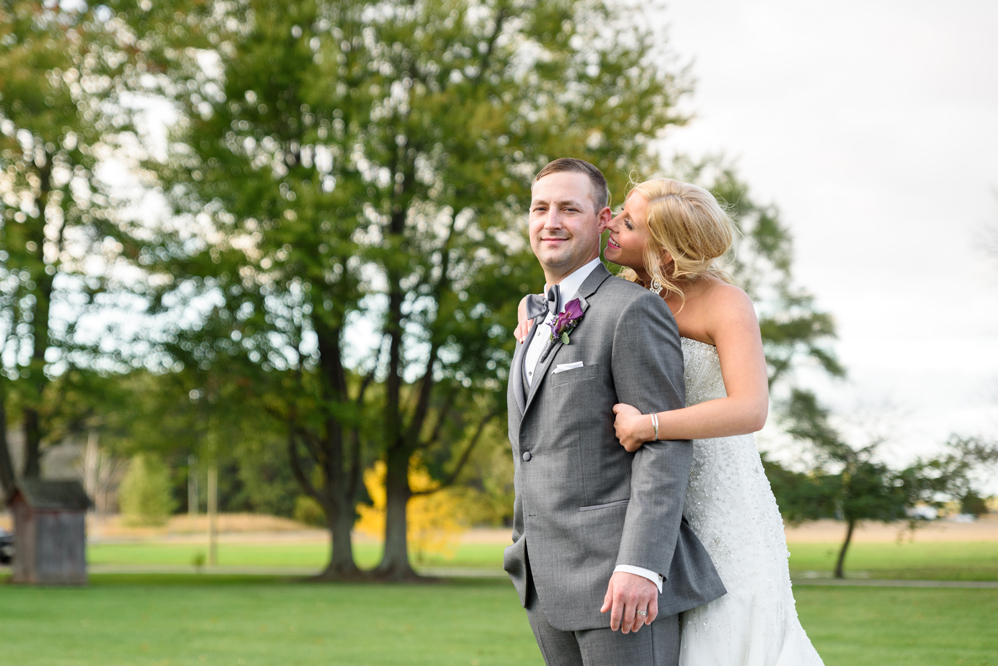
top-left (657, 0), bottom-right (998, 473)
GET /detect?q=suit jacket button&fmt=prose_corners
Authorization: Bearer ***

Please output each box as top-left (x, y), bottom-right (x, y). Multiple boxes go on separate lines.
top-left (522, 451), bottom-right (532, 461)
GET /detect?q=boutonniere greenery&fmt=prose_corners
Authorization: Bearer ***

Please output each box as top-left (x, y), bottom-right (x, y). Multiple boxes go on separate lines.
top-left (549, 298), bottom-right (584, 345)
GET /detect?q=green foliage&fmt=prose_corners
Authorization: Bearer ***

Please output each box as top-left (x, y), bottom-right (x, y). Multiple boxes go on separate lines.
top-left (0, 1), bottom-right (179, 482)
top-left (960, 490), bottom-right (991, 516)
top-left (126, 0), bottom-right (693, 576)
top-left (234, 439), bottom-right (301, 518)
top-left (119, 454), bottom-right (178, 526)
top-left (760, 453), bottom-right (838, 527)
top-left (293, 495), bottom-right (327, 527)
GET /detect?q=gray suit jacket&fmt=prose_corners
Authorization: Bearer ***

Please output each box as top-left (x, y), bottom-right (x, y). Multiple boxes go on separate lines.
top-left (504, 264), bottom-right (726, 631)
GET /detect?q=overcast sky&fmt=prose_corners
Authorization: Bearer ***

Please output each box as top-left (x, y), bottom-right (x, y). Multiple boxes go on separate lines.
top-left (652, 0), bottom-right (998, 470)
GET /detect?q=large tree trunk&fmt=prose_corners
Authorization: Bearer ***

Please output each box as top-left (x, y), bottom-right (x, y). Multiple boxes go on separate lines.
top-left (301, 324), bottom-right (362, 580)
top-left (287, 424), bottom-right (361, 581)
top-left (315, 498), bottom-right (361, 580)
top-left (22, 160), bottom-right (54, 480)
top-left (21, 409), bottom-right (42, 478)
top-left (834, 519), bottom-right (856, 579)
top-left (0, 397), bottom-right (15, 498)
top-left (375, 445), bottom-right (417, 580)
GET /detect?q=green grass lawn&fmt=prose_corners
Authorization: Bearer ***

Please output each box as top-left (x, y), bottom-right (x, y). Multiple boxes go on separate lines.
top-left (86, 542), bottom-right (503, 570)
top-left (86, 539), bottom-right (998, 580)
top-left (0, 577), bottom-right (995, 666)
top-left (788, 541), bottom-right (998, 581)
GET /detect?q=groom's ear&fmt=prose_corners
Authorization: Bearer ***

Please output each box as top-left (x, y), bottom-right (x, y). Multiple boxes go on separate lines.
top-left (596, 206), bottom-right (612, 233)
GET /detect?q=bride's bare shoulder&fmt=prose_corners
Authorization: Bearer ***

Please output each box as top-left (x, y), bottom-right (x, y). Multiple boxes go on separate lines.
top-left (698, 280), bottom-right (759, 337)
top-left (699, 280), bottom-right (753, 308)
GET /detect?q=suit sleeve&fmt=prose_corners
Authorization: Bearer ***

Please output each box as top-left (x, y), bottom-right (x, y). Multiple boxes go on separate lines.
top-left (610, 292), bottom-right (692, 579)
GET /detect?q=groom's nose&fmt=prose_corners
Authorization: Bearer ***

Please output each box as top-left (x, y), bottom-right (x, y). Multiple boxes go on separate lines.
top-left (542, 209), bottom-right (565, 230)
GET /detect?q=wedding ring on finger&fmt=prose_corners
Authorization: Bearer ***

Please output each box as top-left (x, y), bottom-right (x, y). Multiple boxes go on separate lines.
top-left (636, 610), bottom-right (648, 617)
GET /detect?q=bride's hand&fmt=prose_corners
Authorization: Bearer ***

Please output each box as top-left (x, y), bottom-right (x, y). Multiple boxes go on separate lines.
top-left (612, 403), bottom-right (653, 452)
top-left (513, 296), bottom-right (530, 343)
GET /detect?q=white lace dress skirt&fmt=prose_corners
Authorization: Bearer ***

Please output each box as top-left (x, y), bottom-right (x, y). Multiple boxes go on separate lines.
top-left (677, 338), bottom-right (824, 666)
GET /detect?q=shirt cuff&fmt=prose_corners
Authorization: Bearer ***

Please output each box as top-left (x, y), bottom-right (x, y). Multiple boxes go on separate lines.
top-left (614, 565), bottom-right (664, 593)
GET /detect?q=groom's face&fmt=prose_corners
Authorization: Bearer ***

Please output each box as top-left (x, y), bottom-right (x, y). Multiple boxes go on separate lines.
top-left (529, 172), bottom-right (607, 282)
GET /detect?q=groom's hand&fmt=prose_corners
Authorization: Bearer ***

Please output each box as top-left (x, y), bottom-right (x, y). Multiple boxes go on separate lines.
top-left (600, 571), bottom-right (659, 634)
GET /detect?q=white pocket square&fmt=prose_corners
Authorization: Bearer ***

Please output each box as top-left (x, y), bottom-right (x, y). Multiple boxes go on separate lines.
top-left (552, 361), bottom-right (584, 374)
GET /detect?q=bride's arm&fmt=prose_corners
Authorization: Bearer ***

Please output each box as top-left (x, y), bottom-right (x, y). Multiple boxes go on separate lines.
top-left (613, 285), bottom-right (769, 451)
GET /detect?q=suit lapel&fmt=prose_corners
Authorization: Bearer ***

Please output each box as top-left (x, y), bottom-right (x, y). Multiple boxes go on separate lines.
top-left (521, 263), bottom-right (612, 417)
top-left (510, 318), bottom-right (541, 415)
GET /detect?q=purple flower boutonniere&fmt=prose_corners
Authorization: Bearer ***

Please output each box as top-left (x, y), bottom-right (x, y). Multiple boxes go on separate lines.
top-left (549, 298), bottom-right (584, 345)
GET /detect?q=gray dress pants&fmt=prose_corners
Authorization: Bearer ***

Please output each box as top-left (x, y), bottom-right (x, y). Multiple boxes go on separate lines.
top-left (525, 574), bottom-right (680, 666)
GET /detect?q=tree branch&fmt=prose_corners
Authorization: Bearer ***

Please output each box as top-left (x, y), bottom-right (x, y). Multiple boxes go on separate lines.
top-left (420, 386), bottom-right (458, 451)
top-left (287, 421), bottom-right (325, 506)
top-left (411, 408), bottom-right (499, 497)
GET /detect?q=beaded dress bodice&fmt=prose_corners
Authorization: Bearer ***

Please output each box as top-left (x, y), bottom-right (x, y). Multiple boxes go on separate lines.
top-left (678, 337), bottom-right (823, 666)
top-left (680, 337), bottom-right (789, 585)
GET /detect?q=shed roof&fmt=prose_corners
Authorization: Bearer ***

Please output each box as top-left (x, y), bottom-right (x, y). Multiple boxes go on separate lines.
top-left (10, 479), bottom-right (92, 510)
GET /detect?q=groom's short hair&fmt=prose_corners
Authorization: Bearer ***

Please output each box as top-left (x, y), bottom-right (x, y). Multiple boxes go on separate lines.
top-left (533, 158), bottom-right (610, 213)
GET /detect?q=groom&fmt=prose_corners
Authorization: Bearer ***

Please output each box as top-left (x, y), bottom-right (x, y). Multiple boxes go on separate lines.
top-left (504, 158), bottom-right (725, 665)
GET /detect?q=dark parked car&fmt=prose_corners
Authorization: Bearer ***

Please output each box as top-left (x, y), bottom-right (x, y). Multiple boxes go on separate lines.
top-left (0, 528), bottom-right (13, 565)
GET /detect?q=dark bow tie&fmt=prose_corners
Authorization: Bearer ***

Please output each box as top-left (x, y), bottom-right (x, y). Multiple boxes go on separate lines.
top-left (525, 285), bottom-right (561, 320)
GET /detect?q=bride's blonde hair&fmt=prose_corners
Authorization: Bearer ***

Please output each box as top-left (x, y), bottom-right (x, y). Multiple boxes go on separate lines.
top-left (618, 178), bottom-right (735, 307)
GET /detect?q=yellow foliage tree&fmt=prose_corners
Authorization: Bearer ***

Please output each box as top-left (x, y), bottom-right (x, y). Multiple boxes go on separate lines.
top-left (356, 457), bottom-right (469, 563)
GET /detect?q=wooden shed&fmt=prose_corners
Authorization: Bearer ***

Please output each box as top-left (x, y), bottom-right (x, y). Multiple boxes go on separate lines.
top-left (8, 479), bottom-right (91, 585)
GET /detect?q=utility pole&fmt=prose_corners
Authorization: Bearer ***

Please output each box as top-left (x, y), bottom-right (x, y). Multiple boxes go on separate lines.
top-left (207, 464), bottom-right (218, 566)
top-left (187, 455), bottom-right (198, 518)
top-left (83, 431), bottom-right (99, 538)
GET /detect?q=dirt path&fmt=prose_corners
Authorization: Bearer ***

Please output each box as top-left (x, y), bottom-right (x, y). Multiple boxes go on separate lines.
top-left (784, 516), bottom-right (998, 543)
top-left (6, 513), bottom-right (996, 545)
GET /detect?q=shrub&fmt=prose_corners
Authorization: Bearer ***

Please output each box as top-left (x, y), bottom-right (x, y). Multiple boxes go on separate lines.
top-left (293, 495), bottom-right (326, 527)
top-left (118, 454), bottom-right (177, 526)
top-left (355, 457), bottom-right (469, 562)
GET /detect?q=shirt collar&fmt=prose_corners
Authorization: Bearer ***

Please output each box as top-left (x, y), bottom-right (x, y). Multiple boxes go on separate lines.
top-left (547, 257), bottom-right (601, 311)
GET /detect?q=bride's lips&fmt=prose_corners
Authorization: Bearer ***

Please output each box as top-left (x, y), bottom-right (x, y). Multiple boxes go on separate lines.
top-left (606, 236), bottom-right (621, 250)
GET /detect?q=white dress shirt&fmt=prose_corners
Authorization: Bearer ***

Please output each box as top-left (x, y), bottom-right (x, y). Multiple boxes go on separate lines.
top-left (523, 258), bottom-right (602, 386)
top-left (524, 257), bottom-right (664, 593)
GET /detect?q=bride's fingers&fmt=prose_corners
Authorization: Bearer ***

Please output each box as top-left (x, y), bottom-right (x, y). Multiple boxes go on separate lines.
top-left (514, 320), bottom-right (530, 343)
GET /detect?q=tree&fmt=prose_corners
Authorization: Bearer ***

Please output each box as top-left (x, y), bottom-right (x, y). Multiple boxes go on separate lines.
top-left (781, 389), bottom-right (998, 578)
top-left (133, 0), bottom-right (691, 579)
top-left (0, 0), bottom-right (160, 491)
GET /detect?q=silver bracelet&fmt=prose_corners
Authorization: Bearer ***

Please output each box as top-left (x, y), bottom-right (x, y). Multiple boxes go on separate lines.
top-left (650, 412), bottom-right (659, 440)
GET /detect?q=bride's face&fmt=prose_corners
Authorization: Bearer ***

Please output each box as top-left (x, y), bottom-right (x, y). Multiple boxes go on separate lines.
top-left (604, 192), bottom-right (651, 270)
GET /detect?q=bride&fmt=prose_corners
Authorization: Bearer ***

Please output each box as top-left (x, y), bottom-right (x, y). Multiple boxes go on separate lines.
top-left (515, 177), bottom-right (824, 665)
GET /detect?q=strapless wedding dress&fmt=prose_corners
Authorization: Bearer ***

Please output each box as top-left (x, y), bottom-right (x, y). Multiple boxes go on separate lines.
top-left (678, 337), bottom-right (824, 666)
